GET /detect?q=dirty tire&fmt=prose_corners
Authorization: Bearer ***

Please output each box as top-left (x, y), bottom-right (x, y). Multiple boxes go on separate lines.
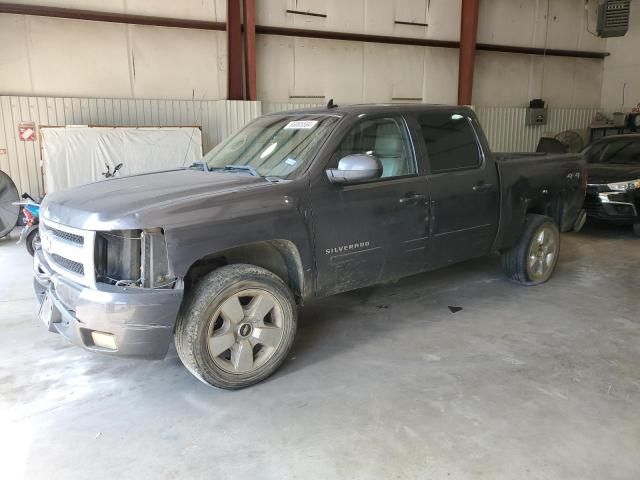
top-left (175, 264), bottom-right (297, 389)
top-left (633, 224), bottom-right (640, 237)
top-left (501, 214), bottom-right (560, 286)
top-left (26, 229), bottom-right (39, 257)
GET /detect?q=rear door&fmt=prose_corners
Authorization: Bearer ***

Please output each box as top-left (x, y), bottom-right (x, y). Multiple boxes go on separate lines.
top-left (309, 115), bottom-right (430, 296)
top-left (412, 110), bottom-right (499, 267)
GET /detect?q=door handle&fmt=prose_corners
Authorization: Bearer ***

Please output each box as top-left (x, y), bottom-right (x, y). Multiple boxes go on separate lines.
top-left (472, 183), bottom-right (493, 192)
top-left (399, 193), bottom-right (426, 205)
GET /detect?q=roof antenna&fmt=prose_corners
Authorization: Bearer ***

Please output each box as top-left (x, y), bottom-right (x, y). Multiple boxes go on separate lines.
top-left (327, 98), bottom-right (338, 109)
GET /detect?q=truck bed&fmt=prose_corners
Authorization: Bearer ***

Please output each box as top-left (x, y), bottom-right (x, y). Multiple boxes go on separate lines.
top-left (492, 152), bottom-right (585, 250)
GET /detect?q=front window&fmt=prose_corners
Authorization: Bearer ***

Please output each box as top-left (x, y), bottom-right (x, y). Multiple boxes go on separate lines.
top-left (332, 116), bottom-right (416, 179)
top-left (204, 114), bottom-right (340, 178)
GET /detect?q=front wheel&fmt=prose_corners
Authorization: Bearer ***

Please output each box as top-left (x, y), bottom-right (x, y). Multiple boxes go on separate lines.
top-left (26, 228), bottom-right (40, 257)
top-left (502, 214), bottom-right (560, 285)
top-left (633, 224), bottom-right (640, 237)
top-left (175, 264), bottom-right (297, 389)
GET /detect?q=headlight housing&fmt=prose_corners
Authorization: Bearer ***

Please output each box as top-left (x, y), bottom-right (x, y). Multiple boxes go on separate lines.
top-left (94, 228), bottom-right (174, 288)
top-left (607, 179), bottom-right (640, 191)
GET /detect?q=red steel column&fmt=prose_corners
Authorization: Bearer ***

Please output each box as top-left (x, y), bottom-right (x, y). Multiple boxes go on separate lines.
top-left (243, 0), bottom-right (257, 101)
top-left (227, 0), bottom-right (244, 100)
top-left (458, 0), bottom-right (480, 105)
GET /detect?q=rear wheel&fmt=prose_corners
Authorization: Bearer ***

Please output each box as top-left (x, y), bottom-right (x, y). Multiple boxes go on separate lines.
top-left (633, 224), bottom-right (640, 237)
top-left (175, 264), bottom-right (297, 389)
top-left (502, 214), bottom-right (560, 285)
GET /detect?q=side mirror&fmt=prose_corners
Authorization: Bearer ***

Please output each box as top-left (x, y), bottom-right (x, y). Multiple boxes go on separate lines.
top-left (326, 154), bottom-right (383, 184)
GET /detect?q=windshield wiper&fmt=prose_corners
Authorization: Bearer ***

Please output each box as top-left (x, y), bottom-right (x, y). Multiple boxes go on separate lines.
top-left (223, 165), bottom-right (259, 177)
top-left (188, 161), bottom-right (209, 172)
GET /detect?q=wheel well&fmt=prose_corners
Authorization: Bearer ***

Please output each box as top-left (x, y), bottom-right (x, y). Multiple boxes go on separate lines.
top-left (184, 240), bottom-right (305, 301)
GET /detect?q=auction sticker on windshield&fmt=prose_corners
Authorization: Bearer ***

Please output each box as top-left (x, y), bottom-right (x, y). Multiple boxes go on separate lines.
top-left (284, 120), bottom-right (318, 130)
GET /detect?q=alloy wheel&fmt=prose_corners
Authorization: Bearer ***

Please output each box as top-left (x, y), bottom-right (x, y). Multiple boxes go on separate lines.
top-left (527, 225), bottom-right (558, 281)
top-left (206, 288), bottom-right (285, 374)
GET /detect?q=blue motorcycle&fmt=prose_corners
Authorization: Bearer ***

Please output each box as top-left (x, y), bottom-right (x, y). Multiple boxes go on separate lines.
top-left (13, 193), bottom-right (40, 256)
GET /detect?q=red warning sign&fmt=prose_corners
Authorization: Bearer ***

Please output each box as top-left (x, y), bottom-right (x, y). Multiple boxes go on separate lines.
top-left (18, 121), bottom-right (36, 141)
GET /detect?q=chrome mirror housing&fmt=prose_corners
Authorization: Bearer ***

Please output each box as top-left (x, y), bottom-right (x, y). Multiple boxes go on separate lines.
top-left (326, 154), bottom-right (383, 184)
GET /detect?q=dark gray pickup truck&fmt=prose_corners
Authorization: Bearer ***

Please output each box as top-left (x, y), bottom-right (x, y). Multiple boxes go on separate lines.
top-left (34, 104), bottom-right (586, 388)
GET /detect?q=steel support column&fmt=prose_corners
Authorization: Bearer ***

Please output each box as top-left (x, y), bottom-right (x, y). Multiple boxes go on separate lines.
top-left (227, 0), bottom-right (244, 100)
top-left (458, 0), bottom-right (480, 105)
top-left (242, 0), bottom-right (257, 101)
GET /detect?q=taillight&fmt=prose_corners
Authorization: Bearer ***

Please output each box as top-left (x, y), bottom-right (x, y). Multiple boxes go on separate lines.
top-left (22, 208), bottom-right (34, 225)
top-left (581, 165), bottom-right (588, 192)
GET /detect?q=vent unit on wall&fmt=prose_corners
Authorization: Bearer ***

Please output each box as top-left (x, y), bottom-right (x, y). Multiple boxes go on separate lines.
top-left (597, 0), bottom-right (631, 38)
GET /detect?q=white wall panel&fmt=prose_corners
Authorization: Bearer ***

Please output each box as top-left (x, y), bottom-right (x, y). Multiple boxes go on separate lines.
top-left (23, 16), bottom-right (132, 99)
top-left (477, 0), bottom-right (605, 52)
top-left (128, 26), bottom-right (226, 100)
top-left (601, 4), bottom-right (640, 113)
top-left (0, 15), bottom-right (32, 95)
top-left (423, 48), bottom-right (459, 105)
top-left (256, 35), bottom-right (294, 102)
top-left (473, 51), bottom-right (603, 108)
top-left (0, 14), bottom-right (227, 100)
top-left (365, 45), bottom-right (425, 102)
top-left (258, 37), bottom-right (457, 105)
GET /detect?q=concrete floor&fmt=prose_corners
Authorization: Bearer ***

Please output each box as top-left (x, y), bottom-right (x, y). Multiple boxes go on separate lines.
top-left (0, 223), bottom-right (639, 480)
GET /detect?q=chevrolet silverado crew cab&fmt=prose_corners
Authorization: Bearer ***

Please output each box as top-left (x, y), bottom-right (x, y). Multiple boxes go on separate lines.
top-left (34, 104), bottom-right (586, 389)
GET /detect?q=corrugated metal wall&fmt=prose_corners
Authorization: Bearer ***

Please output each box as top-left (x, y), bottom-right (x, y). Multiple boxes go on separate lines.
top-left (262, 102), bottom-right (324, 114)
top-left (0, 96), bottom-right (599, 197)
top-left (475, 107), bottom-right (599, 152)
top-left (0, 96), bottom-right (261, 196)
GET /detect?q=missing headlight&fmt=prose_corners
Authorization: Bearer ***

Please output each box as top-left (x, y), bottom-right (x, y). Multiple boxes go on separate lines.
top-left (95, 230), bottom-right (142, 286)
top-left (95, 229), bottom-right (175, 288)
top-left (141, 229), bottom-right (174, 288)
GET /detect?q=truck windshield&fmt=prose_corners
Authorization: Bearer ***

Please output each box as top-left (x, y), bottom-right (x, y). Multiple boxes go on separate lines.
top-left (204, 114), bottom-right (340, 178)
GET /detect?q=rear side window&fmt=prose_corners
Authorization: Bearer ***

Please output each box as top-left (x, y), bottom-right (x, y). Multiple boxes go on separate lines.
top-left (417, 112), bottom-right (481, 173)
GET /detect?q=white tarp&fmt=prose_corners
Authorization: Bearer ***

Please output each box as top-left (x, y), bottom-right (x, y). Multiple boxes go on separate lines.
top-left (41, 126), bottom-right (203, 193)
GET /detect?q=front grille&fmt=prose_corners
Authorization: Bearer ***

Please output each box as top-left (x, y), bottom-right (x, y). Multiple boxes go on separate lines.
top-left (50, 254), bottom-right (85, 275)
top-left (48, 225), bottom-right (84, 245)
top-left (41, 217), bottom-right (95, 287)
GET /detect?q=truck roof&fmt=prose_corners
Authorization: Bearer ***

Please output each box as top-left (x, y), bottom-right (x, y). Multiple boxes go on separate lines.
top-left (265, 103), bottom-right (474, 117)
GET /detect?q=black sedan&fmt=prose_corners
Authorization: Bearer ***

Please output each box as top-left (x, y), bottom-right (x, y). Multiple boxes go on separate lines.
top-left (583, 134), bottom-right (640, 236)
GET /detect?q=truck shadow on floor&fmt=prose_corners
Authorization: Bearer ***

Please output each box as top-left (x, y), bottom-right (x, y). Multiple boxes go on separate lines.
top-left (281, 254), bottom-right (508, 377)
top-left (281, 222), bottom-right (637, 378)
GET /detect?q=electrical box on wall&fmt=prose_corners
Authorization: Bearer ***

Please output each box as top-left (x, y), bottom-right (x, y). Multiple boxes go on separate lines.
top-left (526, 99), bottom-right (547, 126)
top-left (526, 108), bottom-right (548, 126)
top-left (597, 0), bottom-right (631, 38)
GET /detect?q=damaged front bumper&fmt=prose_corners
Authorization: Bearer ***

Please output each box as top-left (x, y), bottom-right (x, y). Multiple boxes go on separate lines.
top-left (33, 250), bottom-right (184, 359)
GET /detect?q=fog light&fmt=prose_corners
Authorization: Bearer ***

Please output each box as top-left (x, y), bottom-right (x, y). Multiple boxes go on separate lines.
top-left (91, 331), bottom-right (117, 350)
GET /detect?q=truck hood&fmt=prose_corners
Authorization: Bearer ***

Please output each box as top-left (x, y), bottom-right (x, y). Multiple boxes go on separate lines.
top-left (587, 163), bottom-right (640, 185)
top-left (42, 169), bottom-right (270, 230)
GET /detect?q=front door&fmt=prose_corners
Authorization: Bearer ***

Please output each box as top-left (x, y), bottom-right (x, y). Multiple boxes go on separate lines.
top-left (310, 115), bottom-right (429, 296)
top-left (412, 110), bottom-right (499, 268)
